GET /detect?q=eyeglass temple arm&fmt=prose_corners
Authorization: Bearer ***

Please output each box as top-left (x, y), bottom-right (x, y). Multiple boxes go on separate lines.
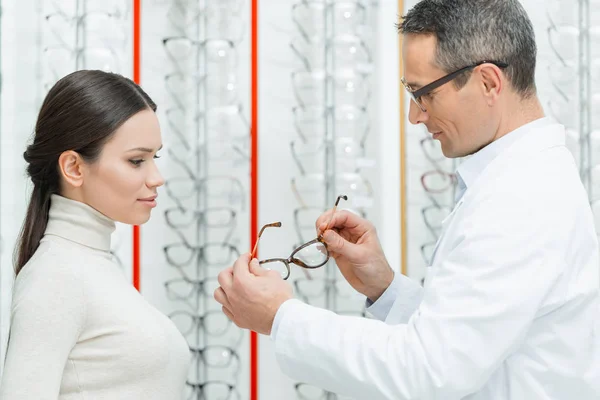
top-left (413, 61), bottom-right (509, 99)
top-left (324, 194), bottom-right (348, 231)
top-left (251, 222), bottom-right (282, 258)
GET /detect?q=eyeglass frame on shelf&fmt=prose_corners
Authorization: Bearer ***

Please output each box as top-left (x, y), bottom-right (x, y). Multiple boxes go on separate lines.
top-left (291, 173), bottom-right (372, 208)
top-left (184, 380), bottom-right (241, 400)
top-left (188, 345), bottom-right (241, 371)
top-left (163, 238), bottom-right (241, 271)
top-left (163, 175), bottom-right (246, 211)
top-left (292, 104), bottom-right (370, 144)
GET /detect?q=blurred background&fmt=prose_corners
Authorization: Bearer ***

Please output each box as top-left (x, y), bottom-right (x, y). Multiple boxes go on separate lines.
top-left (0, 0), bottom-right (598, 399)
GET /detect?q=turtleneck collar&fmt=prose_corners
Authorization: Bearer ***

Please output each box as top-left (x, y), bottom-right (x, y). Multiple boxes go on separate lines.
top-left (44, 194), bottom-right (116, 252)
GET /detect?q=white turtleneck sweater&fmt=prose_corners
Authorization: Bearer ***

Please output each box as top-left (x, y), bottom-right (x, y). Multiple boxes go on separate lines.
top-left (0, 195), bottom-right (191, 399)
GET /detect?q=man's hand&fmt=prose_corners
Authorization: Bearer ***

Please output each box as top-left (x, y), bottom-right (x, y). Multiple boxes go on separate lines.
top-left (214, 253), bottom-right (293, 335)
top-left (316, 209), bottom-right (394, 302)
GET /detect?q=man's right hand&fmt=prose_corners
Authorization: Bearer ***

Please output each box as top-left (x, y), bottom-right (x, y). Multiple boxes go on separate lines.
top-left (316, 209), bottom-right (394, 302)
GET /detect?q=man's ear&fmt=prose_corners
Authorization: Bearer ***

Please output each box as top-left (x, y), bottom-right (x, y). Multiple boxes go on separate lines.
top-left (479, 64), bottom-right (503, 106)
top-left (58, 150), bottom-right (85, 188)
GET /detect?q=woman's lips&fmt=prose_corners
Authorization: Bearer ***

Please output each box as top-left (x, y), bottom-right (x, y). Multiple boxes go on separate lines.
top-left (138, 195), bottom-right (157, 208)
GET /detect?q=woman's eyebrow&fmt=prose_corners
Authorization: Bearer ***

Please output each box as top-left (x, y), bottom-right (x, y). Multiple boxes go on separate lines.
top-left (126, 144), bottom-right (163, 153)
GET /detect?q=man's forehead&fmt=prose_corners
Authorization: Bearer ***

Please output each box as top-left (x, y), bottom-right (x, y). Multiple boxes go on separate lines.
top-left (402, 34), bottom-right (441, 87)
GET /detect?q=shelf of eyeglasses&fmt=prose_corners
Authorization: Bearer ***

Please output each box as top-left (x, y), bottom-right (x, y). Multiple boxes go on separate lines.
top-left (44, 10), bottom-right (128, 48)
top-left (164, 103), bottom-right (249, 147)
top-left (165, 0), bottom-right (246, 41)
top-left (162, 36), bottom-right (244, 73)
top-left (164, 276), bottom-right (223, 312)
top-left (546, 93), bottom-right (600, 134)
top-left (291, 173), bottom-right (374, 209)
top-left (165, 274), bottom-right (221, 296)
top-left (420, 204), bottom-right (452, 239)
top-left (169, 309), bottom-right (245, 348)
top-left (292, 104), bottom-right (370, 143)
top-left (419, 170), bottom-right (457, 195)
top-left (42, 46), bottom-right (124, 87)
top-left (418, 136), bottom-right (456, 170)
top-left (578, 164), bottom-right (600, 186)
top-left (547, 58), bottom-right (600, 87)
top-left (186, 348), bottom-right (242, 392)
top-left (164, 204), bottom-right (239, 232)
top-left (164, 139), bottom-right (249, 175)
top-left (590, 199), bottom-right (600, 229)
top-left (164, 72), bottom-right (241, 111)
top-left (161, 213), bottom-right (241, 253)
top-left (563, 129), bottom-right (600, 165)
top-left (420, 241), bottom-right (438, 268)
top-left (162, 175), bottom-right (246, 211)
top-left (291, 0), bottom-right (373, 43)
top-left (546, 13), bottom-right (600, 66)
top-left (291, 69), bottom-right (372, 109)
top-left (164, 240), bottom-right (241, 276)
top-left (188, 345), bottom-right (241, 375)
top-left (45, 0), bottom-right (129, 14)
top-left (290, 137), bottom-right (375, 176)
top-left (545, 0), bottom-right (600, 19)
top-left (295, 382), bottom-right (341, 400)
top-left (183, 379), bottom-right (241, 400)
top-left (290, 34), bottom-right (374, 74)
top-left (546, 81), bottom-right (600, 106)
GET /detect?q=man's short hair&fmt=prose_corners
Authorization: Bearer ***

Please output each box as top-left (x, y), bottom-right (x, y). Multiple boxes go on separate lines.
top-left (398, 0), bottom-right (538, 98)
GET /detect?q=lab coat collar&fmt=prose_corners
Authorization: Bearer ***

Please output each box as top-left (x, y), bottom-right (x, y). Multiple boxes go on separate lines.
top-left (456, 117), bottom-right (557, 193)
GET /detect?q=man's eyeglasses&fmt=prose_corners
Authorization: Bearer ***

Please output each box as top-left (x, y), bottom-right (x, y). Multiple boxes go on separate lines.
top-left (401, 60), bottom-right (509, 112)
top-left (250, 195), bottom-right (348, 280)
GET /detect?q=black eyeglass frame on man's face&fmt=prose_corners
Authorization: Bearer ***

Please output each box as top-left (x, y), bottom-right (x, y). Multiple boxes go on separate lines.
top-left (401, 60), bottom-right (509, 112)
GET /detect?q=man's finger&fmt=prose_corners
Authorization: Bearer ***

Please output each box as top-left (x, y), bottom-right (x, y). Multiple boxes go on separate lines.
top-left (315, 209), bottom-right (334, 235)
top-left (321, 229), bottom-right (361, 259)
top-left (217, 267), bottom-right (234, 292)
top-left (232, 253), bottom-right (252, 279)
top-left (222, 306), bottom-right (235, 322)
top-left (317, 209), bottom-right (363, 236)
top-left (214, 286), bottom-right (232, 310)
top-left (249, 258), bottom-right (269, 277)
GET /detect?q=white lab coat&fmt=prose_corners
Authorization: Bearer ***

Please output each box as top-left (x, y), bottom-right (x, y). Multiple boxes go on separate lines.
top-left (271, 119), bottom-right (600, 399)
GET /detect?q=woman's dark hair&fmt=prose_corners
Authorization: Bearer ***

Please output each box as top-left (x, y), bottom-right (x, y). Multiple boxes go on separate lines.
top-left (14, 70), bottom-right (157, 276)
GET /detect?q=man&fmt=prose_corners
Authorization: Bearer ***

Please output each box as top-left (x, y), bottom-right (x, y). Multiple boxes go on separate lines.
top-left (214, 0), bottom-right (600, 398)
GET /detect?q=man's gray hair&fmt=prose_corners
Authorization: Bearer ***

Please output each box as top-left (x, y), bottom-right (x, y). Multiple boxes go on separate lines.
top-left (398, 0), bottom-right (537, 98)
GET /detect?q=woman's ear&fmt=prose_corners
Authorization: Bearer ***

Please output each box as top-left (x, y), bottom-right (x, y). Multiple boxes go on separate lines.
top-left (58, 150), bottom-right (85, 188)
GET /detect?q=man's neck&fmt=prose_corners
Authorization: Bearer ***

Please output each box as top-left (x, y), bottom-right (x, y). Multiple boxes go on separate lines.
top-left (494, 95), bottom-right (546, 141)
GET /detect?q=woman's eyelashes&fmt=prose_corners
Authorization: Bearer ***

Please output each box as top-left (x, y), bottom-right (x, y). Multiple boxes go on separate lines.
top-left (129, 154), bottom-right (160, 167)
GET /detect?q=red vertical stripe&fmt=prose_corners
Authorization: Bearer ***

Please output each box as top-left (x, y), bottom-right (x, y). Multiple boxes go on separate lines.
top-left (250, 0), bottom-right (259, 398)
top-left (132, 0), bottom-right (141, 292)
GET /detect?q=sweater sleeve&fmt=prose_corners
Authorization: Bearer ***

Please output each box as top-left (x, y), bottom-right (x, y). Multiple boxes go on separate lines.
top-left (0, 247), bottom-right (86, 399)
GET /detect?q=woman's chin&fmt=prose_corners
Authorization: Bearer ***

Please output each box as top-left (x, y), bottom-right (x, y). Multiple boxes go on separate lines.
top-left (118, 211), bottom-right (152, 226)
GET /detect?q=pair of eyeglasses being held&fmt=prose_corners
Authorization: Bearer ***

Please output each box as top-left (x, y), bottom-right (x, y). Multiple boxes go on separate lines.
top-left (250, 195), bottom-right (348, 280)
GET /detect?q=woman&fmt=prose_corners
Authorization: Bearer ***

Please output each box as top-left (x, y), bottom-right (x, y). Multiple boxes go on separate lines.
top-left (0, 70), bottom-right (191, 399)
